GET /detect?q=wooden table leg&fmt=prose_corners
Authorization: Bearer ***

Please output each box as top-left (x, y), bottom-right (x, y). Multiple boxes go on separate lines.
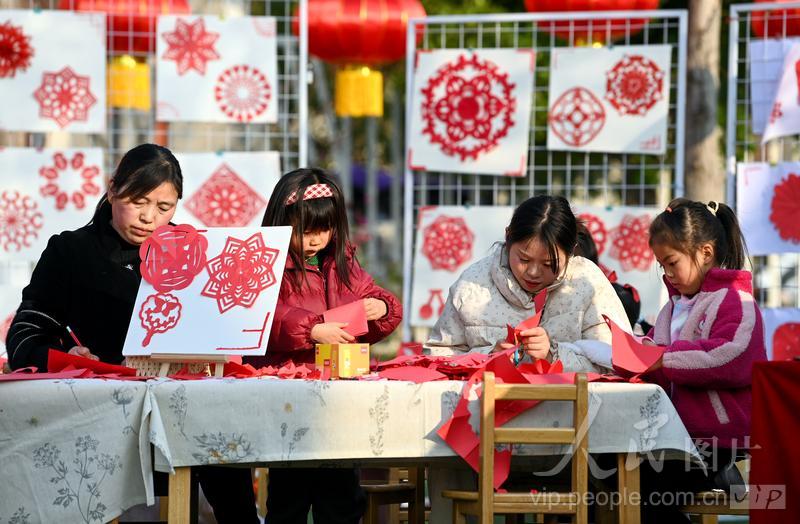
top-left (168, 466), bottom-right (192, 524)
top-left (617, 453), bottom-right (641, 524)
top-left (409, 466), bottom-right (426, 524)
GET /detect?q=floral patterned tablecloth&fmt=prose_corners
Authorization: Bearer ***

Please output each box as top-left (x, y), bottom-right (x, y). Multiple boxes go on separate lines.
top-left (0, 377), bottom-right (702, 523)
top-left (146, 378), bottom-right (702, 471)
top-left (0, 379), bottom-right (152, 524)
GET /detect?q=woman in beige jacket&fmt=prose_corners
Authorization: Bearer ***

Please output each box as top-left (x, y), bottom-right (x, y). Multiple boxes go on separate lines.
top-left (426, 195), bottom-right (631, 373)
top-left (426, 195), bottom-right (633, 524)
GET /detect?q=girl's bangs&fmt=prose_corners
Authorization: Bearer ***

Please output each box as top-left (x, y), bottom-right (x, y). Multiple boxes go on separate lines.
top-left (300, 197), bottom-right (336, 232)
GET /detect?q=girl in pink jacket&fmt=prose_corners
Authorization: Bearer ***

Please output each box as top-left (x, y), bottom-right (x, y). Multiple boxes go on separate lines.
top-left (642, 198), bottom-right (766, 523)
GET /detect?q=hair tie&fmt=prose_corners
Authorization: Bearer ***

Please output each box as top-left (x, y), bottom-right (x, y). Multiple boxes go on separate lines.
top-left (285, 183), bottom-right (334, 205)
top-left (707, 201), bottom-right (718, 216)
top-left (665, 206), bottom-right (672, 213)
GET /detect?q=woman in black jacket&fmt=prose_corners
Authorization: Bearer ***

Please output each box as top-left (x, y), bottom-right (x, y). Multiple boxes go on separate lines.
top-left (7, 143), bottom-right (258, 523)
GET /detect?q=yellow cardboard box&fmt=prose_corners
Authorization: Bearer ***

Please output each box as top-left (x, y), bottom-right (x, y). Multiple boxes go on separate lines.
top-left (315, 343), bottom-right (370, 379)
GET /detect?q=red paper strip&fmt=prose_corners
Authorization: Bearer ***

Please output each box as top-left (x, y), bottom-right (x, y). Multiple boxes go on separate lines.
top-left (378, 366), bottom-right (447, 383)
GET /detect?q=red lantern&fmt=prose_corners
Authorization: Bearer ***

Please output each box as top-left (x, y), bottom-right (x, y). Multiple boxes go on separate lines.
top-left (751, 0), bottom-right (800, 38)
top-left (302, 0), bottom-right (426, 117)
top-left (524, 0), bottom-right (661, 44)
top-left (59, 0), bottom-right (191, 55)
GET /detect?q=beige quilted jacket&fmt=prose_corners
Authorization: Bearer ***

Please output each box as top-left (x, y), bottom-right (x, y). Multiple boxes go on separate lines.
top-left (425, 244), bottom-right (632, 373)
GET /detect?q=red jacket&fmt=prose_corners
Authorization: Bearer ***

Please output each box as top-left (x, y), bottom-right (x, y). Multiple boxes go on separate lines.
top-left (245, 245), bottom-right (402, 367)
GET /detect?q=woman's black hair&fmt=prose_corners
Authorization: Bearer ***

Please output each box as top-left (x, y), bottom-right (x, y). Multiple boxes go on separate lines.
top-left (93, 143), bottom-right (182, 221)
top-left (649, 198), bottom-right (748, 270)
top-left (575, 222), bottom-right (599, 264)
top-left (505, 195), bottom-right (578, 276)
top-left (261, 167), bottom-right (351, 290)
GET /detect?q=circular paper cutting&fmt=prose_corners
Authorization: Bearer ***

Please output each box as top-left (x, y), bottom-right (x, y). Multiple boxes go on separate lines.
top-left (139, 224), bottom-right (208, 293)
top-left (548, 87), bottom-right (605, 147)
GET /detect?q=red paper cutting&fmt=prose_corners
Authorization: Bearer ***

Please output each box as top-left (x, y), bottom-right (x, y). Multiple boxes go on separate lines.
top-left (139, 292), bottom-right (182, 347)
top-left (38, 151), bottom-right (102, 211)
top-left (184, 164), bottom-right (267, 227)
top-left (0, 20), bottom-right (34, 78)
top-left (577, 213), bottom-right (608, 256)
top-left (422, 215), bottom-right (475, 272)
top-left (608, 214), bottom-right (654, 272)
top-left (201, 232), bottom-right (280, 314)
top-left (421, 53), bottom-right (516, 161)
top-left (0, 190), bottom-right (43, 252)
top-left (773, 322), bottom-right (800, 361)
top-left (603, 315), bottom-right (664, 376)
top-left (605, 54), bottom-right (664, 116)
top-left (419, 289), bottom-right (446, 319)
top-left (396, 342), bottom-right (424, 358)
top-left (214, 65), bottom-right (271, 122)
top-left (47, 349), bottom-right (137, 376)
top-left (548, 87), bottom-right (605, 147)
top-left (140, 224), bottom-right (208, 293)
top-left (378, 366), bottom-right (447, 383)
top-left (770, 173), bottom-right (800, 244)
top-left (33, 66), bottom-right (97, 128)
top-left (161, 17), bottom-right (220, 76)
top-left (324, 300), bottom-right (368, 337)
top-left (0, 368), bottom-right (87, 381)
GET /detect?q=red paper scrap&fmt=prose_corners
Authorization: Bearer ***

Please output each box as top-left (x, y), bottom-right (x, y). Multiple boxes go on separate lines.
top-left (378, 366), bottom-right (447, 383)
top-left (48, 349), bottom-right (137, 376)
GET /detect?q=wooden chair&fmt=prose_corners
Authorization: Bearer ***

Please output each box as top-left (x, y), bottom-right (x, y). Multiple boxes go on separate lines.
top-left (442, 372), bottom-right (590, 524)
top-left (681, 491), bottom-right (749, 523)
top-left (362, 467), bottom-right (427, 524)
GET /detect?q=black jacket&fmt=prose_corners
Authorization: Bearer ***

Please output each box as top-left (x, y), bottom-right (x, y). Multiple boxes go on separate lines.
top-left (7, 205), bottom-right (142, 370)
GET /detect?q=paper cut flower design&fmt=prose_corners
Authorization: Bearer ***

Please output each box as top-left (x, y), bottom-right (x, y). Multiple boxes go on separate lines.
top-left (605, 54), bottom-right (664, 116)
top-left (139, 292), bottom-right (182, 347)
top-left (422, 215), bottom-right (475, 271)
top-left (773, 322), bottom-right (800, 361)
top-left (0, 20), bottom-right (34, 78)
top-left (549, 87), bottom-right (605, 147)
top-left (202, 232), bottom-right (280, 314)
top-left (33, 67), bottom-right (97, 128)
top-left (0, 190), bottom-right (43, 252)
top-left (214, 65), bottom-right (271, 122)
top-left (140, 224), bottom-right (209, 293)
top-left (577, 213), bottom-right (608, 256)
top-left (185, 164), bottom-right (267, 227)
top-left (770, 173), bottom-right (800, 243)
top-left (161, 17), bottom-right (220, 76)
top-left (608, 214), bottom-right (654, 272)
top-left (421, 53), bottom-right (516, 161)
top-left (38, 151), bottom-right (102, 210)
top-left (770, 101), bottom-right (783, 124)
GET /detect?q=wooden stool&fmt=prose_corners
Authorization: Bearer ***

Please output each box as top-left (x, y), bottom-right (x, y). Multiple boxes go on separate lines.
top-left (362, 467), bottom-right (426, 524)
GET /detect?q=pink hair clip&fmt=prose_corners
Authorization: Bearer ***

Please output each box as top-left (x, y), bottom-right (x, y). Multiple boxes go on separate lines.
top-left (285, 183), bottom-right (334, 205)
top-left (666, 206), bottom-right (673, 213)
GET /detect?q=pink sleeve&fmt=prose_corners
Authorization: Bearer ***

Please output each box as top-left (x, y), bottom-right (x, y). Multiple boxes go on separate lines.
top-left (661, 290), bottom-right (765, 389)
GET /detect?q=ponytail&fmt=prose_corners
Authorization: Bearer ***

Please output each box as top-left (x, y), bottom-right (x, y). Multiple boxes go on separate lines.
top-left (714, 202), bottom-right (748, 270)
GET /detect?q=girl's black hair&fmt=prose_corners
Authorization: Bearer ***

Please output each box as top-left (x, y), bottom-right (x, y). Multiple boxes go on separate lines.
top-left (261, 167), bottom-right (351, 290)
top-left (93, 143), bottom-right (182, 221)
top-left (575, 222), bottom-right (599, 264)
top-left (649, 198), bottom-right (748, 270)
top-left (505, 195), bottom-right (578, 276)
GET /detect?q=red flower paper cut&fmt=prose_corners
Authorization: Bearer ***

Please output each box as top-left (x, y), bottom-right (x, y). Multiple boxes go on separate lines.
top-left (577, 213), bottom-right (608, 256)
top-left (605, 54), bottom-right (664, 116)
top-left (185, 164), bottom-right (267, 227)
top-left (139, 292), bottom-right (182, 347)
top-left (161, 18), bottom-right (220, 76)
top-left (0, 190), bottom-right (43, 252)
top-left (422, 215), bottom-right (475, 272)
top-left (202, 233), bottom-right (280, 314)
top-left (39, 152), bottom-right (102, 211)
top-left (140, 224), bottom-right (209, 293)
top-left (32, 67), bottom-right (97, 128)
top-left (773, 322), bottom-right (800, 361)
top-left (770, 173), bottom-right (800, 243)
top-left (608, 214), bottom-right (654, 272)
top-left (214, 65), bottom-right (271, 122)
top-left (549, 87), bottom-right (605, 147)
top-left (770, 102), bottom-right (783, 124)
top-left (421, 54), bottom-right (516, 161)
top-left (0, 20), bottom-right (34, 78)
